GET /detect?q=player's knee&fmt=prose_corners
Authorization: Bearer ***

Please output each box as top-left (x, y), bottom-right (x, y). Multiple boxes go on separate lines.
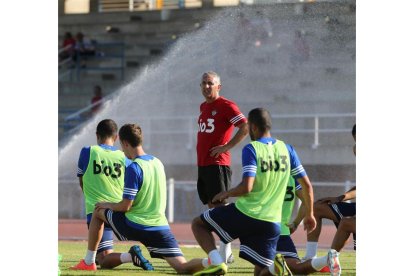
top-left (92, 208), bottom-right (107, 222)
top-left (252, 265), bottom-right (265, 276)
top-left (340, 217), bottom-right (355, 231)
top-left (314, 201), bottom-right (333, 218)
top-left (191, 216), bottom-right (204, 232)
top-left (174, 266), bottom-right (187, 274)
top-left (314, 201), bottom-right (326, 213)
top-left (97, 250), bottom-right (114, 269)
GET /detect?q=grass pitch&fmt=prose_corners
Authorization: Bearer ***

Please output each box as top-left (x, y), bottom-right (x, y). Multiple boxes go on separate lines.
top-left (59, 241), bottom-right (356, 275)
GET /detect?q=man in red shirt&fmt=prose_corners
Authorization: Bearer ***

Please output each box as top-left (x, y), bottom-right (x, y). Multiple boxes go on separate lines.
top-left (196, 71), bottom-right (248, 263)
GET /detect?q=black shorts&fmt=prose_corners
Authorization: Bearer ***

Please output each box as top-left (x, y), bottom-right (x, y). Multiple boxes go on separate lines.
top-left (329, 202), bottom-right (356, 224)
top-left (329, 202), bottom-right (356, 248)
top-left (197, 165), bottom-right (232, 205)
top-left (276, 235), bottom-right (299, 260)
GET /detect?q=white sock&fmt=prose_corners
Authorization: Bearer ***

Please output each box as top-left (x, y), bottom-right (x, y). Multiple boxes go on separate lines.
top-left (208, 249), bottom-right (224, 265)
top-left (304, 241), bottom-right (318, 259)
top-left (84, 250), bottom-right (97, 265)
top-left (202, 258), bottom-right (210, 268)
top-left (268, 263), bottom-right (277, 275)
top-left (219, 241), bottom-right (232, 261)
top-left (120, 252), bottom-right (132, 263)
top-left (311, 255), bottom-right (328, 271)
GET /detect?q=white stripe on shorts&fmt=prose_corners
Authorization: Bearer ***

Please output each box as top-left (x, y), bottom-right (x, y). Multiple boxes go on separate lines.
top-left (147, 247), bottom-right (182, 255)
top-left (203, 211), bottom-right (233, 243)
top-left (98, 240), bottom-right (113, 250)
top-left (240, 245), bottom-right (273, 267)
top-left (330, 204), bottom-right (343, 219)
top-left (106, 210), bottom-right (128, 241)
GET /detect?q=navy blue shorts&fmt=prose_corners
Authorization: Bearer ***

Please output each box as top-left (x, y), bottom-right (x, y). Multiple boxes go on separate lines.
top-left (329, 202), bottom-right (356, 223)
top-left (276, 235), bottom-right (299, 260)
top-left (104, 210), bottom-right (183, 259)
top-left (329, 202), bottom-right (356, 246)
top-left (200, 203), bottom-right (280, 268)
top-left (87, 214), bottom-right (113, 254)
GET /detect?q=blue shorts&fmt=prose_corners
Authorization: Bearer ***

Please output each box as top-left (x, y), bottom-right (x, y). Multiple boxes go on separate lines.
top-left (329, 202), bottom-right (356, 222)
top-left (104, 209), bottom-right (183, 259)
top-left (276, 235), bottom-right (299, 260)
top-left (329, 202), bottom-right (356, 247)
top-left (200, 203), bottom-right (280, 268)
top-left (87, 214), bottom-right (113, 254)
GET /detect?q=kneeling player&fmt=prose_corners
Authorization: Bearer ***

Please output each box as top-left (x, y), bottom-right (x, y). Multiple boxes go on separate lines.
top-left (72, 123), bottom-right (204, 273)
top-left (262, 178), bottom-right (335, 276)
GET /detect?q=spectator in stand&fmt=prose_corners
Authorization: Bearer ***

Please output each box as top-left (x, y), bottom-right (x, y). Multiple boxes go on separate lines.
top-left (232, 12), bottom-right (254, 53)
top-left (74, 32), bottom-right (96, 67)
top-left (290, 30), bottom-right (310, 71)
top-left (59, 32), bottom-right (76, 62)
top-left (91, 85), bottom-right (103, 115)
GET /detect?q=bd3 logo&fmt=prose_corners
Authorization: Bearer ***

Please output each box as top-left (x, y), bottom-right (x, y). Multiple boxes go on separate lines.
top-left (93, 160), bottom-right (122, 178)
top-left (198, 118), bottom-right (215, 133)
top-left (259, 155), bottom-right (288, 173)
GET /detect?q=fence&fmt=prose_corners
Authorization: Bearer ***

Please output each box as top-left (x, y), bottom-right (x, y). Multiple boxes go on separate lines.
top-left (116, 113), bottom-right (355, 149)
top-left (59, 112), bottom-right (355, 148)
top-left (59, 178), bottom-right (354, 221)
top-left (166, 179), bottom-right (354, 223)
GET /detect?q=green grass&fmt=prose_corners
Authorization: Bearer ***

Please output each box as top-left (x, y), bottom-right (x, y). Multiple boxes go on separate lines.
top-left (59, 241), bottom-right (355, 275)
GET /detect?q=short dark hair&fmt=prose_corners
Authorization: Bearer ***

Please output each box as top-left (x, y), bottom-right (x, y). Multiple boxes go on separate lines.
top-left (96, 119), bottom-right (118, 139)
top-left (248, 108), bottom-right (272, 133)
top-left (352, 124), bottom-right (356, 137)
top-left (119, 124), bottom-right (143, 147)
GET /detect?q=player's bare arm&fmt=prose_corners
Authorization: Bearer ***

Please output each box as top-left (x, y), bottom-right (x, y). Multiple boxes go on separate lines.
top-left (78, 176), bottom-right (84, 191)
top-left (212, 176), bottom-right (255, 203)
top-left (341, 186), bottom-right (356, 201)
top-left (209, 122), bottom-right (248, 158)
top-left (296, 175), bottom-right (316, 233)
top-left (95, 199), bottom-right (133, 212)
top-left (287, 189), bottom-right (305, 234)
top-left (316, 186), bottom-right (356, 204)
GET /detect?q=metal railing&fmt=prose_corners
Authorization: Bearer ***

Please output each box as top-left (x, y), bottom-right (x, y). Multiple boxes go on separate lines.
top-left (269, 113), bottom-right (355, 149)
top-left (59, 177), bottom-right (354, 221)
top-left (166, 179), bottom-right (354, 222)
top-left (59, 111), bottom-right (355, 147)
top-left (59, 97), bottom-right (109, 136)
top-left (117, 113), bottom-right (355, 149)
top-left (59, 45), bottom-right (75, 81)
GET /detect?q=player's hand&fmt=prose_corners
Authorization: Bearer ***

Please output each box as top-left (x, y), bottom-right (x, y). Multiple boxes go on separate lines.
top-left (316, 196), bottom-right (340, 204)
top-left (286, 222), bottom-right (298, 234)
top-left (95, 202), bottom-right (112, 211)
top-left (212, 191), bottom-right (229, 203)
top-left (303, 215), bottom-right (316, 234)
top-left (209, 144), bottom-right (229, 158)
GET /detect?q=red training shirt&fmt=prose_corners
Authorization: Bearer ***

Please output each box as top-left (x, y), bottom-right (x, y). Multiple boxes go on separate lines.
top-left (197, 96), bottom-right (247, 166)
